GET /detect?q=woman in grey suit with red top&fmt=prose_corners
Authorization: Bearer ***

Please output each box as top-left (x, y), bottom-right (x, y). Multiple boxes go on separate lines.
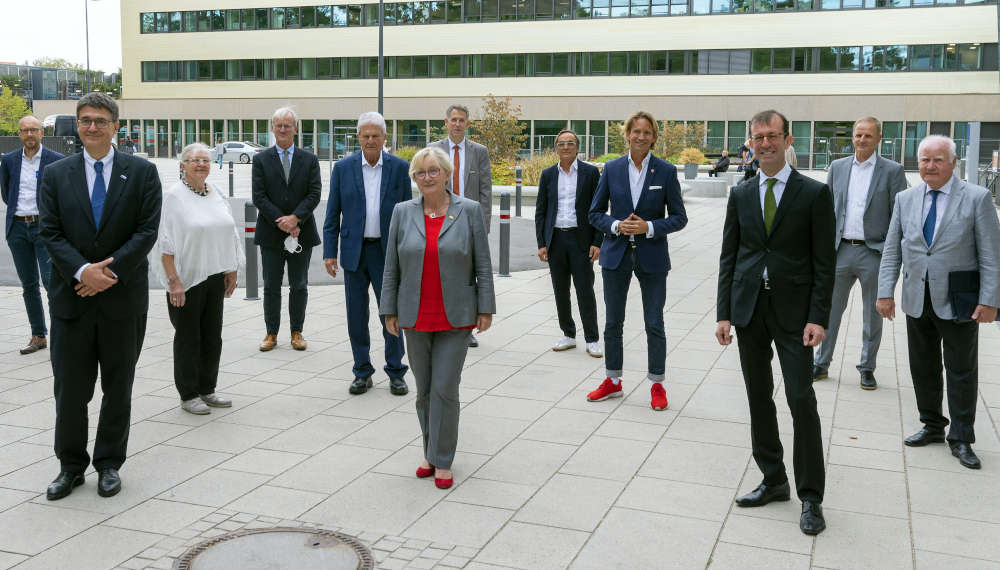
top-left (381, 146), bottom-right (495, 489)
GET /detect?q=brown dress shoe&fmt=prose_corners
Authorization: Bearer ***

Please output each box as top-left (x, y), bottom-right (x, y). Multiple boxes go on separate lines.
top-left (291, 331), bottom-right (307, 351)
top-left (259, 334), bottom-right (278, 352)
top-left (20, 336), bottom-right (47, 355)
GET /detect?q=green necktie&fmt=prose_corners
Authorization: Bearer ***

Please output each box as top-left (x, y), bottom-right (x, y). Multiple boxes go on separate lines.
top-left (763, 178), bottom-right (777, 234)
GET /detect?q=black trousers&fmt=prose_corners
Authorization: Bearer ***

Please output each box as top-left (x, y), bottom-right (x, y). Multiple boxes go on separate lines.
top-left (735, 287), bottom-right (825, 503)
top-left (167, 273), bottom-right (225, 401)
top-left (261, 245), bottom-right (312, 335)
top-left (547, 229), bottom-right (599, 343)
top-left (906, 285), bottom-right (979, 443)
top-left (51, 311), bottom-right (147, 472)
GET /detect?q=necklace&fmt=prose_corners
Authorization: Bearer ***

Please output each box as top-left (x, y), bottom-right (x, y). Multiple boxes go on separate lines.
top-left (424, 198), bottom-right (449, 219)
top-left (182, 178), bottom-right (209, 196)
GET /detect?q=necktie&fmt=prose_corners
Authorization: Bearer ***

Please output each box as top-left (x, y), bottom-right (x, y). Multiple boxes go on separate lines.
top-left (281, 148), bottom-right (291, 182)
top-left (92, 160), bottom-right (107, 227)
top-left (923, 189), bottom-right (940, 246)
top-left (452, 145), bottom-right (461, 196)
top-left (763, 178), bottom-right (777, 234)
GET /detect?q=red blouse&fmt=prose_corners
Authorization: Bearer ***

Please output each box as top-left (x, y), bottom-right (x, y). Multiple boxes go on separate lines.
top-left (413, 215), bottom-right (475, 332)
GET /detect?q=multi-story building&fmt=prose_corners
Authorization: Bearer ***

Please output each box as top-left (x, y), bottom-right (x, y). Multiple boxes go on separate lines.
top-left (0, 63), bottom-right (117, 104)
top-left (33, 0), bottom-right (1000, 168)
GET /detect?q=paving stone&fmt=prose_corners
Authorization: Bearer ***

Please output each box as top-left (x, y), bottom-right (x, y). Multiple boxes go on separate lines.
top-left (476, 521), bottom-right (588, 569)
top-left (393, 547), bottom-right (422, 561)
top-left (439, 554), bottom-right (472, 568)
top-left (404, 501), bottom-right (512, 548)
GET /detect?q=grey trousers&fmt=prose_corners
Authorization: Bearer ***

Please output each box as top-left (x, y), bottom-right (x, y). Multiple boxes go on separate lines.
top-left (403, 328), bottom-right (472, 470)
top-left (815, 242), bottom-right (883, 372)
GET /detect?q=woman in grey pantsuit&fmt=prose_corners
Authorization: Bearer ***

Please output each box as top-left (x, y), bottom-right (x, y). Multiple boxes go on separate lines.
top-left (382, 146), bottom-right (495, 489)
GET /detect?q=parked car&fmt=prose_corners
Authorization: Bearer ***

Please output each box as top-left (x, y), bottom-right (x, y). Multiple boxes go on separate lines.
top-left (211, 141), bottom-right (263, 164)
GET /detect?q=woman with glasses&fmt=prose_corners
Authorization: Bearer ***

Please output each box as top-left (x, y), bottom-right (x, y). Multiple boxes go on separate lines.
top-left (152, 142), bottom-right (244, 415)
top-left (380, 146), bottom-right (495, 489)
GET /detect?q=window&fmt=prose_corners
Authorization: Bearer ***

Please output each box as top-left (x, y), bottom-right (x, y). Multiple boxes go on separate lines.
top-left (226, 60), bottom-right (239, 80)
top-left (957, 43), bottom-right (981, 70)
top-left (141, 13), bottom-right (155, 33)
top-left (211, 9), bottom-right (225, 30)
top-left (500, 54), bottom-right (516, 75)
top-left (650, 50), bottom-right (667, 72)
top-left (447, 55), bottom-right (462, 76)
top-left (755, 0), bottom-right (775, 11)
top-left (632, 0), bottom-right (651, 16)
top-left (317, 5), bottom-right (332, 25)
top-left (226, 9), bottom-right (240, 30)
top-left (397, 56), bottom-right (413, 76)
top-left (611, 0), bottom-right (630, 16)
top-left (592, 0), bottom-right (611, 15)
top-left (555, 0), bottom-right (573, 17)
top-left (302, 57), bottom-right (316, 79)
top-left (751, 49), bottom-right (771, 72)
top-left (483, 0), bottom-right (500, 19)
top-left (142, 61), bottom-right (155, 81)
top-left (184, 12), bottom-right (198, 31)
top-left (413, 1), bottom-right (430, 22)
top-left (838, 46), bottom-right (859, 70)
top-left (651, 0), bottom-right (670, 13)
top-left (773, 48), bottom-right (792, 71)
top-left (712, 0), bottom-right (731, 11)
top-left (241, 59), bottom-right (256, 79)
top-left (818, 47), bottom-right (837, 71)
top-left (431, 1), bottom-right (447, 21)
top-left (537, 0), bottom-right (555, 17)
top-left (241, 8), bottom-right (255, 29)
top-left (884, 45), bottom-right (907, 70)
top-left (302, 6), bottom-right (316, 27)
top-left (169, 12), bottom-right (182, 32)
top-left (669, 0), bottom-right (687, 12)
top-left (413, 55), bottom-right (429, 76)
top-left (982, 43), bottom-right (998, 70)
top-left (256, 8), bottom-right (269, 29)
top-left (348, 57), bottom-right (362, 78)
top-left (198, 10), bottom-right (211, 31)
top-left (554, 53), bottom-right (570, 74)
top-left (347, 4), bottom-right (362, 25)
top-left (794, 48), bottom-right (812, 71)
top-left (732, 0), bottom-right (751, 10)
top-left (271, 7), bottom-right (285, 27)
top-left (518, 0), bottom-right (536, 19)
top-left (910, 45), bottom-right (932, 70)
top-left (332, 5), bottom-right (348, 25)
top-left (591, 52), bottom-right (609, 73)
top-left (708, 50), bottom-right (730, 74)
top-left (466, 0), bottom-right (483, 20)
top-left (534, 53), bottom-right (553, 74)
top-left (668, 50), bottom-right (686, 73)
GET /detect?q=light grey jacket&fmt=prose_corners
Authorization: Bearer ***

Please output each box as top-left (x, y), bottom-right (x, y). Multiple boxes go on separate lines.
top-left (829, 154), bottom-right (908, 252)
top-left (431, 138), bottom-right (492, 232)
top-left (878, 176), bottom-right (1000, 320)
top-left (380, 195), bottom-right (496, 328)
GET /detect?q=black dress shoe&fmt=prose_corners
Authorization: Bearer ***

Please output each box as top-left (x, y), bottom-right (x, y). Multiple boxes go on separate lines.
top-left (800, 500), bottom-right (826, 535)
top-left (812, 365), bottom-right (828, 381)
top-left (904, 427), bottom-right (946, 447)
top-left (468, 334), bottom-right (479, 348)
top-left (389, 377), bottom-right (408, 396)
top-left (735, 481), bottom-right (791, 507)
top-left (860, 370), bottom-right (877, 390)
top-left (46, 471), bottom-right (84, 501)
top-left (97, 468), bottom-right (121, 497)
top-left (349, 375), bottom-right (373, 395)
top-left (950, 442), bottom-right (982, 469)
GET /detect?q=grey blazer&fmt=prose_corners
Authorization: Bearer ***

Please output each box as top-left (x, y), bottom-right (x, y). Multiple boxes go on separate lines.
top-left (878, 176), bottom-right (1000, 320)
top-left (380, 195), bottom-right (496, 328)
top-left (431, 138), bottom-right (492, 232)
top-left (829, 154), bottom-right (908, 252)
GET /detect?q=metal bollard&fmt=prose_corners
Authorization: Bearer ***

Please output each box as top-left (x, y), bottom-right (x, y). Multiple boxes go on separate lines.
top-left (228, 161), bottom-right (234, 197)
top-left (515, 165), bottom-right (522, 218)
top-left (243, 201), bottom-right (260, 301)
top-left (498, 191), bottom-right (511, 277)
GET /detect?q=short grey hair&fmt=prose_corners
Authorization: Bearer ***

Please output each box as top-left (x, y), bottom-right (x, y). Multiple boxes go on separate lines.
top-left (357, 112), bottom-right (387, 135)
top-left (77, 92), bottom-right (119, 123)
top-left (917, 135), bottom-right (957, 161)
top-left (271, 106), bottom-right (297, 126)
top-left (446, 104), bottom-right (470, 119)
top-left (409, 146), bottom-right (453, 181)
top-left (853, 116), bottom-right (882, 135)
top-left (179, 142), bottom-right (211, 162)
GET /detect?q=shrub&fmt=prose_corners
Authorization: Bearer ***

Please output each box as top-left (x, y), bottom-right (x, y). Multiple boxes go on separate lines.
top-left (518, 151), bottom-right (558, 186)
top-left (393, 146), bottom-right (420, 163)
top-left (491, 159), bottom-right (516, 185)
top-left (677, 147), bottom-right (706, 165)
top-left (592, 153), bottom-right (621, 164)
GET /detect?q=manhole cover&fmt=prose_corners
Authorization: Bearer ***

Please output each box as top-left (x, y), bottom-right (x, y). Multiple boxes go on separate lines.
top-left (173, 527), bottom-right (374, 570)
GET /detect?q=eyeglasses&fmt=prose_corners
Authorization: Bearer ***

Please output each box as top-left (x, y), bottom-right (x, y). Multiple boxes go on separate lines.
top-left (413, 168), bottom-right (443, 180)
top-left (750, 133), bottom-right (787, 143)
top-left (555, 141), bottom-right (578, 148)
top-left (77, 118), bottom-right (114, 129)
top-left (18, 128), bottom-right (41, 134)
top-left (184, 158), bottom-right (212, 165)
top-left (273, 124), bottom-right (296, 131)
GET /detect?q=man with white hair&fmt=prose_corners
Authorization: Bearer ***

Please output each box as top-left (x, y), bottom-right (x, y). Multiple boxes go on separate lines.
top-left (252, 107), bottom-right (322, 352)
top-left (323, 112), bottom-right (411, 396)
top-left (877, 134), bottom-right (1000, 470)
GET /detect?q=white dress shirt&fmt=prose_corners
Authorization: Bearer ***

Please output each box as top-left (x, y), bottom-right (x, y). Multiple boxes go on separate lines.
top-left (75, 146), bottom-right (117, 281)
top-left (759, 162), bottom-right (793, 279)
top-left (15, 145), bottom-right (43, 216)
top-left (448, 138), bottom-right (466, 197)
top-left (842, 153), bottom-right (877, 240)
top-left (921, 175), bottom-right (954, 243)
top-left (555, 159), bottom-right (578, 228)
top-left (361, 152), bottom-right (383, 238)
top-left (611, 153), bottom-right (655, 239)
top-left (276, 143), bottom-right (295, 164)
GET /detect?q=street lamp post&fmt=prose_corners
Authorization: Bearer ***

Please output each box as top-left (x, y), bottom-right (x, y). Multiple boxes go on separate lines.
top-left (378, 0), bottom-right (384, 115)
top-left (85, 0), bottom-right (91, 92)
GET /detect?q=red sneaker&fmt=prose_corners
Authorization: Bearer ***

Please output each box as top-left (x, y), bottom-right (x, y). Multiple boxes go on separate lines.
top-left (650, 383), bottom-right (668, 411)
top-left (587, 377), bottom-right (623, 402)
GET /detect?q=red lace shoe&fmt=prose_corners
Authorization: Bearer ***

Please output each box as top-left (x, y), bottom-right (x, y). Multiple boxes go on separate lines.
top-left (416, 465), bottom-right (435, 478)
top-left (650, 383), bottom-right (668, 411)
top-left (587, 377), bottom-right (623, 402)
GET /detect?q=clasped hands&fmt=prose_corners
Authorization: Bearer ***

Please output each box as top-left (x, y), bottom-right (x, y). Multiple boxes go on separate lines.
top-left (714, 320), bottom-right (826, 347)
top-left (617, 213), bottom-right (649, 236)
top-left (75, 257), bottom-right (117, 297)
top-left (276, 214), bottom-right (300, 237)
top-left (385, 314), bottom-right (493, 337)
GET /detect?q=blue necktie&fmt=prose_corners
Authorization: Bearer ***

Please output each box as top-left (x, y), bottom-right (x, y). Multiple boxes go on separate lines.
top-left (92, 160), bottom-right (106, 227)
top-left (922, 189), bottom-right (939, 246)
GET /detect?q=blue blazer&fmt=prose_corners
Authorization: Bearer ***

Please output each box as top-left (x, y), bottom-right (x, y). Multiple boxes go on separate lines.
top-left (588, 154), bottom-right (687, 273)
top-left (323, 150), bottom-right (412, 272)
top-left (0, 146), bottom-right (65, 238)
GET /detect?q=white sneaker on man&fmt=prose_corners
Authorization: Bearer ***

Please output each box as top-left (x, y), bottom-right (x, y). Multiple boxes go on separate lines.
top-left (181, 398), bottom-right (210, 415)
top-left (586, 342), bottom-right (603, 358)
top-left (552, 336), bottom-right (577, 351)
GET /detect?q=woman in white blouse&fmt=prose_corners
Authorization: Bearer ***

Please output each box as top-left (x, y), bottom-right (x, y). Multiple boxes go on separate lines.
top-left (153, 143), bottom-right (244, 415)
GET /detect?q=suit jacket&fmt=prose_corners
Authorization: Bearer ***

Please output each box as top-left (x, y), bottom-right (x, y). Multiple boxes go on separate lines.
top-left (380, 195), bottom-right (496, 328)
top-left (323, 150), bottom-right (412, 272)
top-left (1, 146), bottom-right (65, 238)
top-left (828, 154), bottom-right (908, 252)
top-left (588, 154), bottom-right (687, 273)
top-left (251, 145), bottom-right (322, 249)
top-left (713, 156), bottom-right (730, 172)
top-left (38, 150), bottom-right (162, 320)
top-left (717, 170), bottom-right (836, 330)
top-left (431, 138), bottom-right (492, 232)
top-left (877, 176), bottom-right (1000, 320)
top-left (534, 160), bottom-right (602, 251)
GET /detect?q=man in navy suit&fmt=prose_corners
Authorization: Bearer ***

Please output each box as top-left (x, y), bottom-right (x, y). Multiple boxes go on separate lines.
top-left (324, 112), bottom-right (411, 396)
top-left (587, 111), bottom-right (688, 411)
top-left (535, 129), bottom-right (602, 357)
top-left (0, 115), bottom-right (64, 355)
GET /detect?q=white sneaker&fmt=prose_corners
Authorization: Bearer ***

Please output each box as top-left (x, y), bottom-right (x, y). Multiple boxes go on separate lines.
top-left (586, 342), bottom-right (603, 358)
top-left (200, 393), bottom-right (232, 408)
top-left (181, 398), bottom-right (210, 415)
top-left (552, 336), bottom-right (577, 351)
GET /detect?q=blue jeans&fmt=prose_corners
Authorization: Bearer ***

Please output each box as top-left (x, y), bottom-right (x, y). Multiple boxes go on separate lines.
top-left (8, 219), bottom-right (51, 337)
top-left (601, 247), bottom-right (667, 382)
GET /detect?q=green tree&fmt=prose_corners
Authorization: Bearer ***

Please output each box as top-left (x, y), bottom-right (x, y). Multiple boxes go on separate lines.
top-left (469, 94), bottom-right (528, 164)
top-left (0, 91), bottom-right (30, 135)
top-left (31, 57), bottom-right (82, 70)
top-left (0, 75), bottom-right (22, 93)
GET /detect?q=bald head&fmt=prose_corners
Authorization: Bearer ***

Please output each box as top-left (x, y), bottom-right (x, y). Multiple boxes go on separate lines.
top-left (18, 115), bottom-right (42, 155)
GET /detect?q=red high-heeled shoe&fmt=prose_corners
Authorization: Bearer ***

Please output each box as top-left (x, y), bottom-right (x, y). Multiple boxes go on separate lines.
top-left (416, 465), bottom-right (435, 478)
top-left (434, 476), bottom-right (453, 489)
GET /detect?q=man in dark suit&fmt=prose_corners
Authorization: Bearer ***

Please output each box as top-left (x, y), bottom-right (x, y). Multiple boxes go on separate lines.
top-left (708, 150), bottom-right (730, 177)
top-left (323, 112), bottom-right (411, 396)
top-left (0, 115), bottom-right (64, 355)
top-left (252, 107), bottom-right (322, 352)
top-left (587, 111), bottom-right (687, 412)
top-left (535, 129), bottom-right (602, 357)
top-left (715, 109), bottom-right (835, 535)
top-left (38, 93), bottom-right (161, 500)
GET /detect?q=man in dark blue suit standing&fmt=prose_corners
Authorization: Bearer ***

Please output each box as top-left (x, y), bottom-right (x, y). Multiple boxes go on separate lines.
top-left (588, 111), bottom-right (688, 411)
top-left (324, 112), bottom-right (411, 396)
top-left (0, 115), bottom-right (64, 355)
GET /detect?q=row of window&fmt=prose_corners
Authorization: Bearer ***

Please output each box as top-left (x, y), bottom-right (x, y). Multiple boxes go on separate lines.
top-left (140, 43), bottom-right (997, 82)
top-left (138, 0), bottom-right (991, 33)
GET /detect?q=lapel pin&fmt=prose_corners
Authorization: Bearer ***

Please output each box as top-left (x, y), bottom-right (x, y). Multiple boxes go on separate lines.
top-left (448, 215), bottom-right (454, 219)
top-left (650, 169), bottom-right (655, 173)
top-left (120, 174), bottom-right (127, 180)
